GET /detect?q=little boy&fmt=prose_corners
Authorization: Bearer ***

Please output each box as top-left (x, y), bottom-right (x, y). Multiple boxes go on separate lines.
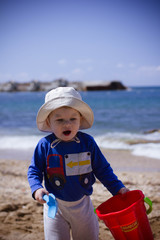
top-left (28, 87), bottom-right (129, 240)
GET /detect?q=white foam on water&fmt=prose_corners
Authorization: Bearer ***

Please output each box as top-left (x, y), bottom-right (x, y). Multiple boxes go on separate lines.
top-left (0, 135), bottom-right (42, 150)
top-left (95, 132), bottom-right (160, 160)
top-left (131, 143), bottom-right (160, 159)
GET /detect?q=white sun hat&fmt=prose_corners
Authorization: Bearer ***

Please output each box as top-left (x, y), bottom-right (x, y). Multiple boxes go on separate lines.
top-left (36, 87), bottom-right (94, 132)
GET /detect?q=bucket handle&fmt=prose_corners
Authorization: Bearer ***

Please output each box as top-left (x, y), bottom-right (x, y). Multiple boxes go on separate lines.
top-left (144, 197), bottom-right (152, 215)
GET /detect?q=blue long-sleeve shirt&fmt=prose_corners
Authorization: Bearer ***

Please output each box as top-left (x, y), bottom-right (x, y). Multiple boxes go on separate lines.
top-left (28, 131), bottom-right (124, 201)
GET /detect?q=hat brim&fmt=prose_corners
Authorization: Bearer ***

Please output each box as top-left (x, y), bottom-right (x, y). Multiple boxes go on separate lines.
top-left (36, 97), bottom-right (94, 132)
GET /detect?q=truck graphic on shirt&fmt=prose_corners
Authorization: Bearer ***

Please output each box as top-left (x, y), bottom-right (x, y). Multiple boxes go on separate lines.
top-left (47, 152), bottom-right (92, 189)
top-left (47, 154), bottom-right (66, 189)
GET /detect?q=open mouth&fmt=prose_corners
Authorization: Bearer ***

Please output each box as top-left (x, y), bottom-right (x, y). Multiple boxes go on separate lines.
top-left (63, 130), bottom-right (71, 136)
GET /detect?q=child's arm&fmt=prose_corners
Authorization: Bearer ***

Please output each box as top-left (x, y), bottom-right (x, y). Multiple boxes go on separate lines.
top-left (91, 139), bottom-right (128, 195)
top-left (28, 140), bottom-right (47, 199)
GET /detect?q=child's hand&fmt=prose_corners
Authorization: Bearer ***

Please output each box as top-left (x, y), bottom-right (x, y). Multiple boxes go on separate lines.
top-left (118, 187), bottom-right (129, 195)
top-left (34, 188), bottom-right (49, 204)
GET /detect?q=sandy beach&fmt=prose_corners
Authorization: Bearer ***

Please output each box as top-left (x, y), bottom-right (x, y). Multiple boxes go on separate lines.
top-left (0, 149), bottom-right (160, 240)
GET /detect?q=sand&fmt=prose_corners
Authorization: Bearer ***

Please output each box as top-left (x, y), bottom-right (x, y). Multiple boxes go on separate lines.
top-left (0, 149), bottom-right (160, 240)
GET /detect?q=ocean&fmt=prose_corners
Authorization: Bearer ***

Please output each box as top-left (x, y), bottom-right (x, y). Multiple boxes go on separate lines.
top-left (0, 87), bottom-right (160, 160)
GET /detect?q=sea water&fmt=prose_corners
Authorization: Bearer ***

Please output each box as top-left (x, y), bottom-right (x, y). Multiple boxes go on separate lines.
top-left (0, 87), bottom-right (160, 159)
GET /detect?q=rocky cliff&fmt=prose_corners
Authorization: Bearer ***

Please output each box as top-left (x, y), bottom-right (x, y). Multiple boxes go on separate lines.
top-left (0, 79), bottom-right (128, 92)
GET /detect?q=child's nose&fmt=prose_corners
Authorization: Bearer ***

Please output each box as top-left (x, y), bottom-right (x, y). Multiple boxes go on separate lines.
top-left (64, 120), bottom-right (71, 126)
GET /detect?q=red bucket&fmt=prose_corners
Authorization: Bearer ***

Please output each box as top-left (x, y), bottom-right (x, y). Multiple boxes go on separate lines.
top-left (96, 190), bottom-right (153, 240)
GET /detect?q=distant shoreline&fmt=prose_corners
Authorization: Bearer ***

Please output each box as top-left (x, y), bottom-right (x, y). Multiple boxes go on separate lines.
top-left (0, 79), bottom-right (127, 92)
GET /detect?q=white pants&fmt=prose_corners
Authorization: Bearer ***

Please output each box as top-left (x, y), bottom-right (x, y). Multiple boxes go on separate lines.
top-left (44, 195), bottom-right (99, 240)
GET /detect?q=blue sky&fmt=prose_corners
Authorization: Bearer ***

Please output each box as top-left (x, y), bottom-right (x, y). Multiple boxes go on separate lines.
top-left (0, 0), bottom-right (160, 87)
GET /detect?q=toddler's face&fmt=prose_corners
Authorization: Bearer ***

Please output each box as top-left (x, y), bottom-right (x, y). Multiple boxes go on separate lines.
top-left (47, 107), bottom-right (81, 141)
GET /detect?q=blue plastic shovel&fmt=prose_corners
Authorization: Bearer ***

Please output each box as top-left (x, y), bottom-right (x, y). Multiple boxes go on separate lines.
top-left (43, 193), bottom-right (58, 219)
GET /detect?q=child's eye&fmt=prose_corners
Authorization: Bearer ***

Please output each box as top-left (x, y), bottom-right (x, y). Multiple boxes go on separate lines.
top-left (56, 119), bottom-right (64, 122)
top-left (70, 118), bottom-right (76, 121)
